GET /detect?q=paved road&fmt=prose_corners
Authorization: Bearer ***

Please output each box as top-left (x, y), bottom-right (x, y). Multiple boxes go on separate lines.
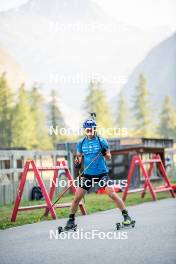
top-left (0, 198), bottom-right (176, 264)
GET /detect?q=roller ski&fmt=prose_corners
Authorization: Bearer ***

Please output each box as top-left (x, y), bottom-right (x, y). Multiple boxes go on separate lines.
top-left (58, 217), bottom-right (77, 234)
top-left (116, 219), bottom-right (135, 230)
top-left (116, 210), bottom-right (136, 230)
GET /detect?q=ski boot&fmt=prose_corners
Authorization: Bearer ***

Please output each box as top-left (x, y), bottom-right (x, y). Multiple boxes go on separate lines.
top-left (122, 213), bottom-right (133, 226)
top-left (58, 217), bottom-right (77, 234)
top-left (116, 210), bottom-right (135, 230)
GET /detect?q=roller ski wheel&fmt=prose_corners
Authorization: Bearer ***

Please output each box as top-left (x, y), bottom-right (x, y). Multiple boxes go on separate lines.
top-left (116, 220), bottom-right (136, 230)
top-left (58, 226), bottom-right (63, 234)
top-left (58, 224), bottom-right (77, 234)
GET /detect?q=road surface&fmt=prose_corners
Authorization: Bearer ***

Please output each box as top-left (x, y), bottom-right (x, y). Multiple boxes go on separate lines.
top-left (0, 198), bottom-right (176, 264)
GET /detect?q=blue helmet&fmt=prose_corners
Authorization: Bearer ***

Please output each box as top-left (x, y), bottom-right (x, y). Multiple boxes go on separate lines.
top-left (83, 119), bottom-right (97, 129)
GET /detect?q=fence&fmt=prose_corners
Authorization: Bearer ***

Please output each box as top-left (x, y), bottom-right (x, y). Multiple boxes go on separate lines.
top-left (0, 179), bottom-right (51, 205)
top-left (0, 140), bottom-right (175, 205)
top-left (0, 150), bottom-right (71, 205)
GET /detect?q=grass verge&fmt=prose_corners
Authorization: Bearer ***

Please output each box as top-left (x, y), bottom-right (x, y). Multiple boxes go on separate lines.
top-left (0, 190), bottom-right (174, 229)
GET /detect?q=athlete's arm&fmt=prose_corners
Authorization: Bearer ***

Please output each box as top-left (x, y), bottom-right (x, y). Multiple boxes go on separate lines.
top-left (101, 138), bottom-right (111, 160)
top-left (104, 150), bottom-right (111, 160)
top-left (76, 152), bottom-right (82, 160)
top-left (74, 152), bottom-right (83, 169)
top-left (75, 140), bottom-right (84, 165)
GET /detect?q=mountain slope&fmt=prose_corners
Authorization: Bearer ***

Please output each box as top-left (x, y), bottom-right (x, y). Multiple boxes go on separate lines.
top-left (120, 33), bottom-right (176, 111)
top-left (0, 0), bottom-right (171, 110)
top-left (0, 47), bottom-right (30, 89)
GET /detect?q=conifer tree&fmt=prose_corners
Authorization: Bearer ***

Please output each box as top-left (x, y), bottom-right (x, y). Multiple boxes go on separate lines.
top-left (116, 93), bottom-right (129, 128)
top-left (12, 84), bottom-right (37, 149)
top-left (84, 80), bottom-right (113, 135)
top-left (48, 89), bottom-right (65, 146)
top-left (0, 72), bottom-right (13, 147)
top-left (159, 95), bottom-right (176, 139)
top-left (29, 85), bottom-right (52, 149)
top-left (132, 74), bottom-right (155, 137)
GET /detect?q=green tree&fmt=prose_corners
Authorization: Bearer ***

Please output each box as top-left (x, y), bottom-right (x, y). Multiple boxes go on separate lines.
top-left (84, 80), bottom-right (113, 135)
top-left (0, 72), bottom-right (13, 147)
top-left (12, 84), bottom-right (37, 149)
top-left (29, 85), bottom-right (52, 149)
top-left (159, 96), bottom-right (176, 139)
top-left (48, 89), bottom-right (65, 146)
top-left (116, 93), bottom-right (129, 128)
top-left (132, 74), bottom-right (154, 137)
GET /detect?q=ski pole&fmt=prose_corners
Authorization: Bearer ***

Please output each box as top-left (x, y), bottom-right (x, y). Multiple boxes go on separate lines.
top-left (44, 151), bottom-right (102, 215)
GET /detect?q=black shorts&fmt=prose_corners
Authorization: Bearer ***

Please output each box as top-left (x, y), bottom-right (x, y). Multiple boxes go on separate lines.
top-left (78, 173), bottom-right (114, 191)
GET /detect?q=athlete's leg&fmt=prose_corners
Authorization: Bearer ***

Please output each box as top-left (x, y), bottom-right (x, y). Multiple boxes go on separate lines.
top-left (105, 186), bottom-right (125, 210)
top-left (64, 187), bottom-right (87, 229)
top-left (105, 186), bottom-right (132, 224)
top-left (70, 187), bottom-right (87, 214)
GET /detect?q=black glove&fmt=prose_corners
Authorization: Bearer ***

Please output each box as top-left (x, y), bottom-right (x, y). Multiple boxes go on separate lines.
top-left (101, 148), bottom-right (107, 156)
